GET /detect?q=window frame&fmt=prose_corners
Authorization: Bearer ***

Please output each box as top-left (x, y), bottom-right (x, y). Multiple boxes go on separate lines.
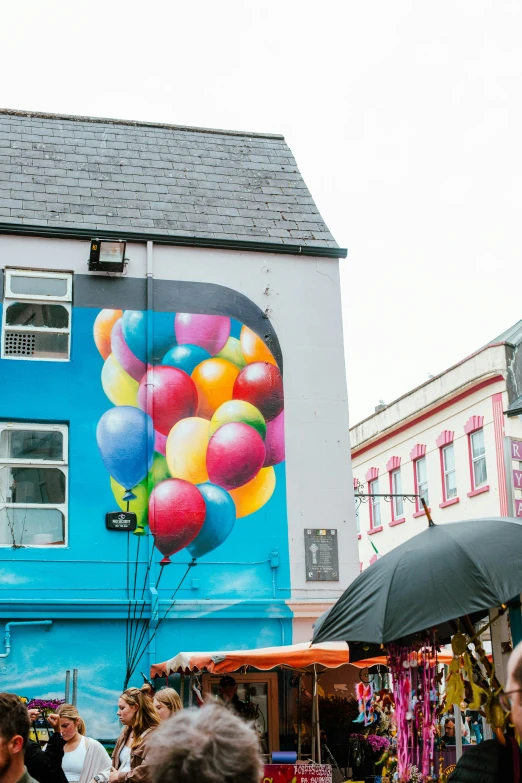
top-left (390, 468), bottom-right (404, 521)
top-left (442, 444), bottom-right (457, 501)
top-left (464, 416), bottom-right (489, 497)
top-left (0, 421), bottom-right (68, 548)
top-left (2, 269), bottom-right (72, 362)
top-left (368, 477), bottom-right (381, 531)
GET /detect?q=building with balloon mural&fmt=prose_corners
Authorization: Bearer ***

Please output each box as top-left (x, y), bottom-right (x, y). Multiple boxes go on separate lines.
top-left (0, 109), bottom-right (358, 739)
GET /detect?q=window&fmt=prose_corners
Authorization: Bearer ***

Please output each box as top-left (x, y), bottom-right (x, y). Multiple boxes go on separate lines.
top-left (415, 457), bottom-right (429, 507)
top-left (470, 429), bottom-right (487, 488)
top-left (0, 423), bottom-right (68, 547)
top-left (442, 444), bottom-right (457, 499)
top-left (2, 269), bottom-right (72, 361)
top-left (391, 469), bottom-right (403, 519)
top-left (369, 478), bottom-right (381, 529)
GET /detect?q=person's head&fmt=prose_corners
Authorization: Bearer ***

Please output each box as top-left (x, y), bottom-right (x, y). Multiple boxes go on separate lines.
top-left (219, 676), bottom-right (237, 703)
top-left (153, 688), bottom-right (183, 722)
top-left (0, 693), bottom-right (30, 778)
top-left (148, 701), bottom-right (263, 783)
top-left (444, 720), bottom-right (455, 737)
top-left (57, 704), bottom-right (86, 741)
top-left (505, 639), bottom-right (522, 735)
top-left (118, 687), bottom-right (160, 745)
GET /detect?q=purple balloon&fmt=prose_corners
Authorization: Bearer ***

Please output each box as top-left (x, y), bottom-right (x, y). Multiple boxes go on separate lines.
top-left (97, 406), bottom-right (154, 490)
top-left (111, 318), bottom-right (147, 381)
top-left (174, 313), bottom-right (230, 356)
top-left (263, 410), bottom-right (285, 467)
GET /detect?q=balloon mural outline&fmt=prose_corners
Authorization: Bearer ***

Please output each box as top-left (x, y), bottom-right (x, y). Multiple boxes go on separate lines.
top-left (94, 310), bottom-right (286, 564)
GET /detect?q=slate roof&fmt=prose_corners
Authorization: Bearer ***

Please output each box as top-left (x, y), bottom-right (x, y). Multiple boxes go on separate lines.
top-left (0, 109), bottom-right (340, 251)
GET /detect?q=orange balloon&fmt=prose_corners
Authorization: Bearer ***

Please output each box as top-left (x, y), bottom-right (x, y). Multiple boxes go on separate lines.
top-left (94, 309), bottom-right (122, 360)
top-left (191, 358), bottom-right (240, 419)
top-left (240, 326), bottom-right (277, 366)
top-left (229, 467), bottom-right (276, 518)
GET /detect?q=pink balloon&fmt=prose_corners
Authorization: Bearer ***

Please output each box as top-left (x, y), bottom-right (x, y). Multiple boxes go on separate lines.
top-left (206, 422), bottom-right (265, 490)
top-left (175, 313), bottom-right (231, 356)
top-left (263, 410), bottom-right (285, 467)
top-left (111, 318), bottom-right (147, 381)
top-left (154, 430), bottom-right (167, 456)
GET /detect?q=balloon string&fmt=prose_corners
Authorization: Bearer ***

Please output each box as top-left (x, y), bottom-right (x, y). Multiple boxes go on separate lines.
top-left (126, 536), bottom-right (142, 675)
top-left (126, 560), bottom-right (196, 683)
top-left (125, 539), bottom-right (153, 688)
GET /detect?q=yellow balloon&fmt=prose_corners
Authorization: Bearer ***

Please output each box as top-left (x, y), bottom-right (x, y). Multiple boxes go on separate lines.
top-left (216, 337), bottom-right (247, 369)
top-left (229, 467), bottom-right (276, 518)
top-left (166, 417), bottom-right (210, 484)
top-left (94, 309), bottom-right (122, 360)
top-left (101, 354), bottom-right (139, 407)
top-left (191, 358), bottom-right (240, 419)
top-left (240, 325), bottom-right (277, 366)
top-left (111, 476), bottom-right (148, 531)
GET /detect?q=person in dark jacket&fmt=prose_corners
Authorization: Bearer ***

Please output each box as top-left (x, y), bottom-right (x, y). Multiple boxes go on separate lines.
top-left (24, 711), bottom-right (67, 783)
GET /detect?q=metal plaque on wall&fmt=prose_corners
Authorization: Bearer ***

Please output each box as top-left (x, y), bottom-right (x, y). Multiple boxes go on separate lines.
top-left (304, 529), bottom-right (339, 581)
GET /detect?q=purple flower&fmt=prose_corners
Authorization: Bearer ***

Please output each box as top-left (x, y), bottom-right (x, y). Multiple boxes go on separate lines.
top-left (367, 734), bottom-right (391, 754)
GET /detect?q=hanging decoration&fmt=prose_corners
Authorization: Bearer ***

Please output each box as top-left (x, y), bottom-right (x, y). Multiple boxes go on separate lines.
top-left (387, 637), bottom-right (437, 782)
top-left (354, 681), bottom-right (375, 725)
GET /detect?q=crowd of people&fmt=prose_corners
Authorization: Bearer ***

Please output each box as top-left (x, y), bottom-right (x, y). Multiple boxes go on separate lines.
top-left (0, 677), bottom-right (262, 783)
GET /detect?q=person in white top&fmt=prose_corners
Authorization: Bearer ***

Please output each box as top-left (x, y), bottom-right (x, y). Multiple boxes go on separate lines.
top-left (56, 704), bottom-right (110, 783)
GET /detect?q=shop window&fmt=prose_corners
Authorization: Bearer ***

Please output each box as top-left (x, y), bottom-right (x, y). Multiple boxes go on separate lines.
top-left (369, 478), bottom-right (381, 530)
top-left (0, 423), bottom-right (68, 547)
top-left (464, 416), bottom-right (489, 496)
top-left (2, 269), bottom-right (72, 361)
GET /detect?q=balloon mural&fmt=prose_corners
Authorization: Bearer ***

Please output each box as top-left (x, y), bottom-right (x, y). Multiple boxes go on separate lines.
top-left (94, 310), bottom-right (285, 565)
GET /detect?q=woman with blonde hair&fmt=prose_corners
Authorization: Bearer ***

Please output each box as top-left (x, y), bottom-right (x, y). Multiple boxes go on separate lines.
top-left (94, 686), bottom-right (160, 783)
top-left (152, 688), bottom-right (182, 721)
top-left (54, 703), bottom-right (111, 783)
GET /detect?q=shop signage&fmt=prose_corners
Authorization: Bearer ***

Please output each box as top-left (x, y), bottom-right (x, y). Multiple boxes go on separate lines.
top-left (105, 512), bottom-right (137, 531)
top-left (511, 440), bottom-right (522, 460)
top-left (514, 469), bottom-right (522, 489)
top-left (515, 500), bottom-right (522, 518)
top-left (263, 764), bottom-right (332, 783)
top-left (304, 529), bottom-right (339, 581)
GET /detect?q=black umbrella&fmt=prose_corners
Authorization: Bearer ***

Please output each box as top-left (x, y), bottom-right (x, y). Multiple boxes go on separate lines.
top-left (313, 516), bottom-right (522, 645)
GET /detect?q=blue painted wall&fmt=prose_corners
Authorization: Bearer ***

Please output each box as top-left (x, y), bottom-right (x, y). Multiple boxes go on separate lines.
top-left (0, 290), bottom-right (291, 736)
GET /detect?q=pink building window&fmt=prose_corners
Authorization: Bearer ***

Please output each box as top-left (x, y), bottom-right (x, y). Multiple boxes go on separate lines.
top-left (365, 467), bottom-right (382, 532)
top-left (410, 444), bottom-right (428, 513)
top-left (386, 456), bottom-right (404, 522)
top-left (436, 430), bottom-right (459, 507)
top-left (464, 416), bottom-right (489, 497)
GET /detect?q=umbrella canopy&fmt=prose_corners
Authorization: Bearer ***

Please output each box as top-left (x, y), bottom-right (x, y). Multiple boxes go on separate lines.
top-left (151, 642), bottom-right (351, 677)
top-left (313, 517), bottom-right (522, 645)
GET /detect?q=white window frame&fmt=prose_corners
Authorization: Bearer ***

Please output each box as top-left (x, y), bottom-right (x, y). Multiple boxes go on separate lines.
top-left (0, 421), bottom-right (68, 548)
top-left (369, 478), bottom-right (381, 529)
top-left (2, 268), bottom-right (72, 362)
top-left (442, 444), bottom-right (457, 500)
top-left (415, 456), bottom-right (429, 507)
top-left (391, 469), bottom-right (404, 519)
top-left (470, 429), bottom-right (487, 488)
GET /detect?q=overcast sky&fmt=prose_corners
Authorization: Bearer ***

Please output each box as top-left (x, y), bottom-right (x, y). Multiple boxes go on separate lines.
top-left (2, 0), bottom-right (521, 424)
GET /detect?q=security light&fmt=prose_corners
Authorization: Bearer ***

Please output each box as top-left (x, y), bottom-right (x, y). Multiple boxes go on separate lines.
top-left (88, 239), bottom-right (126, 273)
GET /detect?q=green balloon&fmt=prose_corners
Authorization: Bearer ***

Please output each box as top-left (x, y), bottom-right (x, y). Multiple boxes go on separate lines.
top-left (209, 400), bottom-right (266, 440)
top-left (216, 337), bottom-right (247, 369)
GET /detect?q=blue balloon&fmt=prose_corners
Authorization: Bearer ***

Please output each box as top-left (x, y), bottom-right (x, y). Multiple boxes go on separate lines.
top-left (187, 483), bottom-right (236, 558)
top-left (122, 311), bottom-right (176, 363)
top-left (161, 344), bottom-right (211, 375)
top-left (97, 406), bottom-right (154, 490)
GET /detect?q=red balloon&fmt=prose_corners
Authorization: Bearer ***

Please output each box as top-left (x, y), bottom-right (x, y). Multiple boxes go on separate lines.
top-left (206, 422), bottom-right (266, 490)
top-left (233, 362), bottom-right (284, 422)
top-left (138, 366), bottom-right (198, 436)
top-left (149, 479), bottom-right (206, 565)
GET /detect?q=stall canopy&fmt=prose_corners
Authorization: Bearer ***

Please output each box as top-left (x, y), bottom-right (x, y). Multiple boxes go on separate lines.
top-left (150, 641), bottom-right (395, 677)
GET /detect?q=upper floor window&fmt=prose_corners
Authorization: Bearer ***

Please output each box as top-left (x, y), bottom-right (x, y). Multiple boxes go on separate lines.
top-left (391, 469), bottom-right (403, 519)
top-left (470, 429), bottom-right (487, 488)
top-left (442, 444), bottom-right (457, 499)
top-left (464, 416), bottom-right (488, 494)
top-left (2, 269), bottom-right (72, 361)
top-left (0, 422), bottom-right (68, 547)
top-left (410, 444), bottom-right (428, 513)
top-left (369, 478), bottom-right (381, 529)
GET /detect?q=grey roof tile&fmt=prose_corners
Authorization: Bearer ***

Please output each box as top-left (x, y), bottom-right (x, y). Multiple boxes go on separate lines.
top-left (0, 108), bottom-right (338, 248)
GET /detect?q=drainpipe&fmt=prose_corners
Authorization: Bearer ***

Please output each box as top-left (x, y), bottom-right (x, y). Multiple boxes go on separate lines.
top-left (0, 620), bottom-right (53, 658)
top-left (146, 240), bottom-right (158, 677)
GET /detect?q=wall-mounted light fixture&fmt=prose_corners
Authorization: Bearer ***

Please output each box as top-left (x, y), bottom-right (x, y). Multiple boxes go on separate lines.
top-left (88, 239), bottom-right (126, 273)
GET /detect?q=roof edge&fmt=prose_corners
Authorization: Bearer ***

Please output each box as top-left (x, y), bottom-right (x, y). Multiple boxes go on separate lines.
top-left (0, 222), bottom-right (348, 259)
top-left (0, 108), bottom-right (285, 141)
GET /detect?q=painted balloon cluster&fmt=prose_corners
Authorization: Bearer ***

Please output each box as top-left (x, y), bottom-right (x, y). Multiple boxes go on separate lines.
top-left (93, 309), bottom-right (285, 564)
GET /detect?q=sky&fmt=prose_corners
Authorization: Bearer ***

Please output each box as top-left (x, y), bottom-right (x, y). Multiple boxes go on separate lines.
top-left (2, 0), bottom-right (521, 424)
